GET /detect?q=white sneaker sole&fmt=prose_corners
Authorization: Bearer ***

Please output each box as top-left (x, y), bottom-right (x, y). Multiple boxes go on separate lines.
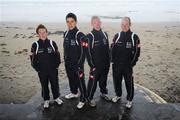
top-left (126, 104), bottom-right (132, 109)
top-left (111, 97), bottom-right (121, 103)
top-left (65, 95), bottom-right (79, 99)
top-left (55, 101), bottom-right (63, 105)
top-left (77, 104), bottom-right (85, 109)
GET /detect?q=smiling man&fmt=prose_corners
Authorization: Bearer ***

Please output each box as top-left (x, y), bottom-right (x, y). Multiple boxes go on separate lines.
top-left (30, 24), bottom-right (63, 109)
top-left (111, 17), bottom-right (141, 108)
top-left (86, 16), bottom-right (110, 107)
top-left (63, 13), bottom-right (88, 109)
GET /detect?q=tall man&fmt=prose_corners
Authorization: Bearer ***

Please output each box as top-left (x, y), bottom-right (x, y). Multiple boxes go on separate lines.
top-left (111, 17), bottom-right (141, 108)
top-left (64, 13), bottom-right (95, 109)
top-left (63, 13), bottom-right (87, 109)
top-left (86, 16), bottom-right (110, 107)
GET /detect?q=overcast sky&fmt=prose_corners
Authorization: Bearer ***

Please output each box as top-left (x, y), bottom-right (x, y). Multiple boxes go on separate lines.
top-left (0, 0), bottom-right (178, 2)
top-left (0, 0), bottom-right (179, 22)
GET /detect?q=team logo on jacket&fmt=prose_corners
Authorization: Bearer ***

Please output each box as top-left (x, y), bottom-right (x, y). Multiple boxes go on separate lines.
top-left (70, 39), bottom-right (76, 46)
top-left (37, 48), bottom-right (44, 54)
top-left (126, 42), bottom-right (132, 48)
top-left (47, 47), bottom-right (53, 53)
top-left (103, 38), bottom-right (107, 45)
top-left (94, 40), bottom-right (100, 46)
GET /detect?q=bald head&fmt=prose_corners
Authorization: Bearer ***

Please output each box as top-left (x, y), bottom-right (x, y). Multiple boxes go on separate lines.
top-left (121, 17), bottom-right (131, 32)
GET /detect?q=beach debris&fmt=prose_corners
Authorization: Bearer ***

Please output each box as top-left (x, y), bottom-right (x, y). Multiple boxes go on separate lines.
top-left (14, 48), bottom-right (28, 55)
top-left (5, 26), bottom-right (21, 29)
top-left (13, 34), bottom-right (27, 38)
top-left (28, 33), bottom-right (37, 39)
top-left (48, 31), bottom-right (64, 35)
top-left (22, 35), bottom-right (26, 38)
top-left (27, 27), bottom-right (34, 30)
top-left (0, 36), bottom-right (6, 37)
top-left (28, 35), bottom-right (36, 38)
top-left (13, 34), bottom-right (19, 38)
top-left (0, 43), bottom-right (7, 46)
top-left (22, 49), bottom-right (28, 52)
top-left (1, 50), bottom-right (10, 54)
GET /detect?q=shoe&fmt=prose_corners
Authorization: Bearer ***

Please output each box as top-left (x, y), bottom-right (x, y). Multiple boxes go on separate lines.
top-left (65, 93), bottom-right (79, 99)
top-left (126, 101), bottom-right (132, 109)
top-left (111, 96), bottom-right (121, 103)
top-left (89, 99), bottom-right (96, 107)
top-left (77, 101), bottom-right (85, 109)
top-left (55, 97), bottom-right (63, 105)
top-left (43, 100), bottom-right (49, 108)
top-left (101, 94), bottom-right (111, 101)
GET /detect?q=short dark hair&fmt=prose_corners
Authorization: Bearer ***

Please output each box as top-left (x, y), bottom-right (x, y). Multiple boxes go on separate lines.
top-left (66, 13), bottom-right (77, 22)
top-left (36, 24), bottom-right (47, 34)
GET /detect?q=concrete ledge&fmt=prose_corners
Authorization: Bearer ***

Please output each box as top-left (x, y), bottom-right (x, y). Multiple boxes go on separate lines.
top-left (1, 80), bottom-right (179, 120)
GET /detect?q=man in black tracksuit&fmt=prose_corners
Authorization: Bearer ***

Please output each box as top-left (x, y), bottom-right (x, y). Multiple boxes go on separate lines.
top-left (63, 26), bottom-right (86, 97)
top-left (86, 16), bottom-right (110, 107)
top-left (111, 17), bottom-right (140, 109)
top-left (30, 24), bottom-right (63, 108)
top-left (63, 13), bottom-right (87, 109)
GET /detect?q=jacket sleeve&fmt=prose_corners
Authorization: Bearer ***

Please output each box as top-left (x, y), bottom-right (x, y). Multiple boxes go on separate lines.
top-left (30, 42), bottom-right (39, 72)
top-left (131, 34), bottom-right (141, 66)
top-left (110, 33), bottom-right (119, 62)
top-left (76, 32), bottom-right (86, 68)
top-left (85, 34), bottom-right (96, 68)
top-left (52, 41), bottom-right (61, 68)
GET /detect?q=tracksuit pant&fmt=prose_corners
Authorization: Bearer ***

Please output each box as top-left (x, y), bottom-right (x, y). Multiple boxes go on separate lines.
top-left (65, 63), bottom-right (79, 94)
top-left (38, 69), bottom-right (60, 101)
top-left (78, 67), bottom-right (87, 102)
top-left (112, 63), bottom-right (134, 101)
top-left (87, 64), bottom-right (109, 100)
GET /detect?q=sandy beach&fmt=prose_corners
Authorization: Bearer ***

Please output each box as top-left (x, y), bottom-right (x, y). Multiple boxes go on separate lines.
top-left (0, 22), bottom-right (180, 104)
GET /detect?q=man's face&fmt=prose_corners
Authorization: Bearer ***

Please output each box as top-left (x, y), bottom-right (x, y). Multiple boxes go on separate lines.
top-left (66, 18), bottom-right (77, 30)
top-left (91, 18), bottom-right (101, 31)
top-left (38, 28), bottom-right (47, 40)
top-left (121, 19), bottom-right (130, 32)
